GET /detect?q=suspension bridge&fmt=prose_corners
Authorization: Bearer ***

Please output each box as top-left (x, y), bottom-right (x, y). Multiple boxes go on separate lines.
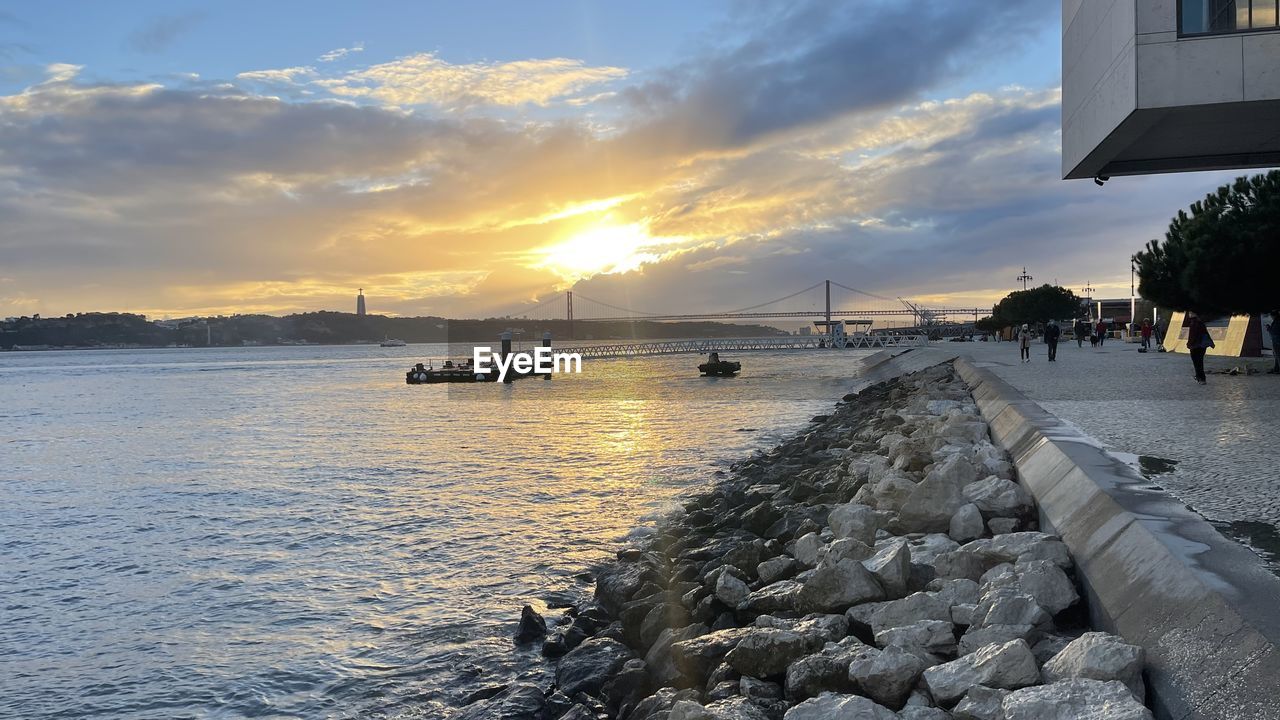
top-left (494, 280), bottom-right (985, 337)
top-left (472, 280), bottom-right (986, 359)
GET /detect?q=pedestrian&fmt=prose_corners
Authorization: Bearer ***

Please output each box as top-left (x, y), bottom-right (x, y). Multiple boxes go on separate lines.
top-left (1018, 323), bottom-right (1031, 363)
top-left (1045, 319), bottom-right (1061, 362)
top-left (1140, 319), bottom-right (1153, 351)
top-left (1268, 311), bottom-right (1280, 375)
top-left (1096, 319), bottom-right (1108, 347)
top-left (1075, 319), bottom-right (1087, 348)
top-left (1185, 311), bottom-right (1215, 385)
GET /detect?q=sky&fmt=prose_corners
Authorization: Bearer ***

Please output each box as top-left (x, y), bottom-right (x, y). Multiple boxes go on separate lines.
top-left (0, 1), bottom-right (1245, 320)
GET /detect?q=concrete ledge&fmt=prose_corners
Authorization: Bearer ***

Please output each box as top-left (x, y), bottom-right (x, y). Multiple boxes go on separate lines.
top-left (956, 358), bottom-right (1280, 720)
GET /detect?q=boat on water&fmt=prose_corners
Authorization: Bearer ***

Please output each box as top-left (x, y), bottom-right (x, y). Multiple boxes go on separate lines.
top-left (698, 352), bottom-right (741, 377)
top-left (380, 338), bottom-right (407, 347)
top-left (406, 360), bottom-right (489, 383)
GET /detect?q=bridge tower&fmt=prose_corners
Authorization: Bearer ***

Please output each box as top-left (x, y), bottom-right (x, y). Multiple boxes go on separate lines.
top-left (825, 280), bottom-right (832, 340)
top-left (567, 291), bottom-right (574, 340)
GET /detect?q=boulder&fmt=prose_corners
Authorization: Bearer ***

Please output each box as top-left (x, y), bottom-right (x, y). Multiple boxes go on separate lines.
top-left (794, 533), bottom-right (825, 568)
top-left (755, 613), bottom-right (849, 645)
top-left (924, 639), bottom-right (1038, 703)
top-left (514, 605), bottom-right (547, 644)
top-left (863, 542), bottom-right (912, 599)
top-left (958, 624), bottom-right (1037, 656)
top-left (797, 559), bottom-right (884, 613)
top-left (671, 628), bottom-right (754, 681)
top-left (962, 533), bottom-right (1071, 569)
top-left (953, 686), bottom-right (1009, 720)
top-left (716, 572), bottom-right (751, 609)
top-left (743, 580), bottom-right (803, 614)
top-left (868, 592), bottom-right (951, 635)
top-left (949, 504), bottom-right (985, 543)
top-left (872, 474), bottom-right (920, 513)
top-left (596, 562), bottom-right (646, 614)
top-left (556, 637), bottom-right (634, 697)
top-left (928, 453), bottom-right (980, 488)
top-left (987, 518), bottom-right (1020, 535)
top-left (906, 534), bottom-right (961, 567)
top-left (1002, 679), bottom-right (1153, 720)
top-left (933, 550), bottom-right (987, 582)
top-left (455, 683), bottom-right (546, 720)
top-left (670, 700), bottom-right (716, 720)
top-left (898, 708), bottom-right (954, 720)
top-left (785, 637), bottom-right (864, 700)
top-left (784, 693), bottom-right (899, 720)
top-left (725, 628), bottom-right (820, 678)
top-left (984, 560), bottom-right (1078, 616)
top-left (826, 538), bottom-right (875, 564)
top-left (758, 557), bottom-right (798, 585)
top-left (874, 619), bottom-right (956, 661)
top-left (1041, 633), bottom-right (1145, 700)
top-left (963, 477), bottom-right (1033, 519)
top-left (897, 471), bottom-right (966, 534)
top-left (646, 624), bottom-right (708, 686)
top-left (972, 589), bottom-right (1050, 629)
top-left (847, 644), bottom-right (925, 709)
top-left (829, 503), bottom-right (878, 545)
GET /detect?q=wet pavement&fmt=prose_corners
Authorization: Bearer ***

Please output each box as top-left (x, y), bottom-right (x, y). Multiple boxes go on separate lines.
top-left (958, 338), bottom-right (1280, 569)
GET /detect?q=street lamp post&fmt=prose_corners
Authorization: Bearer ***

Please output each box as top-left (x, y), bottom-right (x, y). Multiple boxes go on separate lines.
top-left (1130, 259), bottom-right (1137, 339)
top-left (1017, 267), bottom-right (1034, 291)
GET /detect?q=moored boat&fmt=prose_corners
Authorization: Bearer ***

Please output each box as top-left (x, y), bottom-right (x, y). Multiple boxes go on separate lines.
top-left (698, 352), bottom-right (741, 377)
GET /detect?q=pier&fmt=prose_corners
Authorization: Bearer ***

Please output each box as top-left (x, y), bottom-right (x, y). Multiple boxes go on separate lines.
top-left (567, 333), bottom-right (928, 360)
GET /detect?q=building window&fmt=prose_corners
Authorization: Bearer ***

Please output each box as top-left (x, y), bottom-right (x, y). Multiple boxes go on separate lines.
top-left (1182, 0), bottom-right (1280, 34)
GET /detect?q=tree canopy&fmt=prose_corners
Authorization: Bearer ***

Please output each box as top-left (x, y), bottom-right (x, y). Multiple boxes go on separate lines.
top-left (991, 284), bottom-right (1083, 326)
top-left (1133, 170), bottom-right (1280, 316)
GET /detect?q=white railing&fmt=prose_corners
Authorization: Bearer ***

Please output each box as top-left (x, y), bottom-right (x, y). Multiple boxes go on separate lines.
top-left (570, 334), bottom-right (928, 360)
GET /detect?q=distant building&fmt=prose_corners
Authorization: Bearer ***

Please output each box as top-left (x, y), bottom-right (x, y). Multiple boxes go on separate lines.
top-left (1063, 0), bottom-right (1280, 179)
top-left (356, 288), bottom-right (366, 316)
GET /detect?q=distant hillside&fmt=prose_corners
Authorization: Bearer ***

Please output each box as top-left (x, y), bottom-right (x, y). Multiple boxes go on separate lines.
top-left (0, 311), bottom-right (789, 349)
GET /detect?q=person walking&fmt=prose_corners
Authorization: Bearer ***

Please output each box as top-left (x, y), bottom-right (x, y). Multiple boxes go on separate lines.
top-left (1018, 324), bottom-right (1031, 363)
top-left (1045, 319), bottom-right (1061, 362)
top-left (1186, 312), bottom-right (1215, 385)
top-left (1268, 311), bottom-right (1280, 374)
top-left (1075, 319), bottom-right (1088, 348)
top-left (1140, 319), bottom-right (1153, 351)
top-left (1095, 319), bottom-right (1108, 347)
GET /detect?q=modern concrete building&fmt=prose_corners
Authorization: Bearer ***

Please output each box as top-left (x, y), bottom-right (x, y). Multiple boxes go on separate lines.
top-left (1063, 0), bottom-right (1280, 179)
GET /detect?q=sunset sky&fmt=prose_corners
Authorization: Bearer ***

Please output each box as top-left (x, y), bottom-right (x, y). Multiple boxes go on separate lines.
top-left (0, 2), bottom-right (1243, 320)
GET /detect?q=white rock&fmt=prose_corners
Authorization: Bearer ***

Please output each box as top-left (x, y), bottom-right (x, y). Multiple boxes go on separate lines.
top-left (716, 571), bottom-right (751, 609)
top-left (986, 560), bottom-right (1078, 615)
top-left (798, 559), bottom-right (885, 613)
top-left (848, 644), bottom-right (925, 708)
top-left (1002, 678), bottom-right (1153, 720)
top-left (898, 471), bottom-right (966, 533)
top-left (794, 532), bottom-right (825, 568)
top-left (829, 503), bottom-right (879, 545)
top-left (950, 503), bottom-right (986, 542)
top-left (963, 533), bottom-right (1071, 569)
top-left (784, 693), bottom-right (899, 720)
top-left (1041, 632), bottom-right (1145, 700)
top-left (875, 619), bottom-right (956, 661)
top-left (872, 474), bottom-right (919, 513)
top-left (826, 537), bottom-right (875, 564)
top-left (862, 542), bottom-right (912, 599)
top-left (964, 476), bottom-right (1034, 518)
top-left (973, 588), bottom-right (1051, 628)
top-left (954, 686), bottom-right (1010, 720)
top-left (971, 639), bottom-right (1040, 689)
top-left (869, 592), bottom-right (951, 634)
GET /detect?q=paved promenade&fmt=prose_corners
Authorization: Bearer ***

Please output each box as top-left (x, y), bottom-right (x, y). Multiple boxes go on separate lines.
top-left (958, 338), bottom-right (1280, 567)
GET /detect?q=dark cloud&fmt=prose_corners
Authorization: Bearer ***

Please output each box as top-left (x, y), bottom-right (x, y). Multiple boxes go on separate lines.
top-left (127, 12), bottom-right (204, 54)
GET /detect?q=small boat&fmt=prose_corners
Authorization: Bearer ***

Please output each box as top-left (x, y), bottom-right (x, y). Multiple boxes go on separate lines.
top-left (380, 338), bottom-right (407, 347)
top-left (698, 352), bottom-right (741, 377)
top-left (406, 360), bottom-right (489, 384)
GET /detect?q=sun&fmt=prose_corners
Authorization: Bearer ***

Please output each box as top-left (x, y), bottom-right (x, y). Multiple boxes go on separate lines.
top-left (536, 222), bottom-right (663, 282)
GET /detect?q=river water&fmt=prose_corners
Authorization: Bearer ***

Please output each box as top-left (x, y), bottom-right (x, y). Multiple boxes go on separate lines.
top-left (1, 344), bottom-right (879, 719)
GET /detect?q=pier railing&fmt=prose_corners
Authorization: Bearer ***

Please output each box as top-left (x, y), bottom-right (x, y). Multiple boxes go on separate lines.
top-left (569, 334), bottom-right (928, 360)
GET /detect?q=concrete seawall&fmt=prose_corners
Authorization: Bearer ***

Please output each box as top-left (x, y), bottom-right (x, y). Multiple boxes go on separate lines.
top-left (955, 357), bottom-right (1280, 720)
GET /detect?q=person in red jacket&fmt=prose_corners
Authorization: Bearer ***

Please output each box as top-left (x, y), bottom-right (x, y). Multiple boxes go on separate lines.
top-left (1095, 319), bottom-right (1108, 347)
top-left (1140, 319), bottom-right (1153, 351)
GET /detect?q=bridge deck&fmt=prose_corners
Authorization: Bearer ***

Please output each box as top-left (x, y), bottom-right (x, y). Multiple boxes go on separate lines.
top-left (567, 334), bottom-right (928, 360)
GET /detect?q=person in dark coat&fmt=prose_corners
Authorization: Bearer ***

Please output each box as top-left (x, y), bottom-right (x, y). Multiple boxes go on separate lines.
top-left (1095, 319), bottom-right (1108, 347)
top-left (1185, 312), bottom-right (1215, 385)
top-left (1044, 320), bottom-right (1061, 362)
top-left (1140, 319), bottom-right (1153, 351)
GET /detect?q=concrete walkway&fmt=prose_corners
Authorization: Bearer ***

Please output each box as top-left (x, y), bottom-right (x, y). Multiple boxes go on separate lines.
top-left (957, 338), bottom-right (1280, 567)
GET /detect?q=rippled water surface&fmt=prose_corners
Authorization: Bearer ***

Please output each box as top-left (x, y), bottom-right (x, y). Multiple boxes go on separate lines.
top-left (1, 344), bottom-right (879, 719)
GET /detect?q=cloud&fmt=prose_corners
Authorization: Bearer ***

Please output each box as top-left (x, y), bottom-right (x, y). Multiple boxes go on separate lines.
top-left (127, 12), bottom-right (204, 54)
top-left (236, 66), bottom-right (316, 83)
top-left (318, 43), bottom-right (364, 63)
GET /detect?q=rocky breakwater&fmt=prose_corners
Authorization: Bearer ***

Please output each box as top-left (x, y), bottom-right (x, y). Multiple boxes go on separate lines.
top-left (463, 363), bottom-right (1154, 720)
